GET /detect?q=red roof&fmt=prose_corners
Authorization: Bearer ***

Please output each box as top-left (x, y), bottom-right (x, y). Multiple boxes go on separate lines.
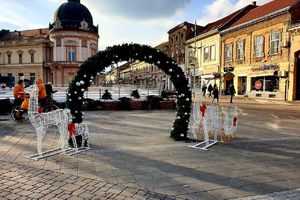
top-left (230, 0), bottom-right (299, 27)
top-left (199, 4), bottom-right (257, 35)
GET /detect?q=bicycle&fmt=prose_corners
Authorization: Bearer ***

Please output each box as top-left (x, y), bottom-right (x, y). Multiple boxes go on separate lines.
top-left (10, 95), bottom-right (59, 122)
top-left (10, 106), bottom-right (29, 121)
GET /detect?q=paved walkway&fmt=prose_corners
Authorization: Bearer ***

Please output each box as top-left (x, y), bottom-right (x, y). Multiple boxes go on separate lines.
top-left (0, 108), bottom-right (300, 199)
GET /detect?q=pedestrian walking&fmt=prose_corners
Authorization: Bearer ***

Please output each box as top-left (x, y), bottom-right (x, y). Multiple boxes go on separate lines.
top-left (212, 85), bottom-right (219, 103)
top-left (228, 83), bottom-right (236, 103)
top-left (202, 84), bottom-right (207, 98)
top-left (208, 84), bottom-right (213, 98)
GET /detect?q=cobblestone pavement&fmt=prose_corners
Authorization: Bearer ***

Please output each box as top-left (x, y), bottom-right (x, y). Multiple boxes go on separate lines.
top-left (232, 188), bottom-right (300, 200)
top-left (0, 106), bottom-right (300, 199)
top-left (0, 160), bottom-right (180, 200)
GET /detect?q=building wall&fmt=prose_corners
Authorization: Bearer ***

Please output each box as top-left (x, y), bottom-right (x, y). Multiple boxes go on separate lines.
top-left (289, 26), bottom-right (300, 100)
top-left (47, 29), bottom-right (99, 86)
top-left (185, 33), bottom-right (221, 88)
top-left (221, 13), bottom-right (291, 100)
top-left (0, 35), bottom-right (49, 83)
top-left (50, 30), bottom-right (98, 62)
top-left (168, 23), bottom-right (195, 68)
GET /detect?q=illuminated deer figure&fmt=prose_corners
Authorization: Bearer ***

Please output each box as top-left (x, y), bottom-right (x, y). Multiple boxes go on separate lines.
top-left (25, 84), bottom-right (75, 160)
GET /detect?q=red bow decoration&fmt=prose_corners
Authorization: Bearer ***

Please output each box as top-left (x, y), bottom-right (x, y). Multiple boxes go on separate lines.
top-left (233, 117), bottom-right (237, 127)
top-left (38, 105), bottom-right (42, 113)
top-left (200, 104), bottom-right (207, 117)
top-left (68, 123), bottom-right (76, 137)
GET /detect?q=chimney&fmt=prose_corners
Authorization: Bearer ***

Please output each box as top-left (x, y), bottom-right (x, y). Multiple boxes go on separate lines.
top-left (252, 1), bottom-right (256, 6)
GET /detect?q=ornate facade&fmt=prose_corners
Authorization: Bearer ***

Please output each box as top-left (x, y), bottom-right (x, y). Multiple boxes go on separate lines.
top-left (0, 29), bottom-right (51, 84)
top-left (0, 0), bottom-right (99, 87)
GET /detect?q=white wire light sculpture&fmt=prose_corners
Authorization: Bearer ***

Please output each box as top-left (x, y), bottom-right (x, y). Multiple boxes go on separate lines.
top-left (189, 89), bottom-right (238, 150)
top-left (25, 83), bottom-right (90, 160)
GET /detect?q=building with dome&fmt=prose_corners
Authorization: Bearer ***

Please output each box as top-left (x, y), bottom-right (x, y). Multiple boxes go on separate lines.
top-left (0, 0), bottom-right (99, 87)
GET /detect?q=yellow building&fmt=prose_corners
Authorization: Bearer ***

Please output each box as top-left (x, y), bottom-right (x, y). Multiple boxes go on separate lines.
top-left (288, 23), bottom-right (300, 100)
top-left (185, 3), bottom-right (257, 90)
top-left (221, 0), bottom-right (300, 101)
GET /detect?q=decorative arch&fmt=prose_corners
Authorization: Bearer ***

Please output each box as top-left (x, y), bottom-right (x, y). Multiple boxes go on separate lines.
top-left (67, 43), bottom-right (192, 140)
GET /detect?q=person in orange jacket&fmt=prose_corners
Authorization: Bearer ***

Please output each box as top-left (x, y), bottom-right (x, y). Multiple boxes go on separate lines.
top-left (19, 78), bottom-right (47, 111)
top-left (13, 79), bottom-right (25, 105)
top-left (36, 78), bottom-right (47, 110)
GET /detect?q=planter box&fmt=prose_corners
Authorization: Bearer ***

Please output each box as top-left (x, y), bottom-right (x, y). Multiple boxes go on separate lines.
top-left (159, 101), bottom-right (176, 109)
top-left (0, 99), bottom-right (12, 115)
top-left (102, 101), bottom-right (118, 110)
top-left (130, 101), bottom-right (142, 110)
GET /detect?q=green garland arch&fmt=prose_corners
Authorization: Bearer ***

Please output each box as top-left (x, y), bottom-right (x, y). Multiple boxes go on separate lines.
top-left (67, 43), bottom-right (192, 140)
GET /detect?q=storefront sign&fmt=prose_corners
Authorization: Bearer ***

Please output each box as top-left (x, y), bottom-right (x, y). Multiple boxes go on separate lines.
top-left (251, 64), bottom-right (279, 72)
top-left (224, 66), bottom-right (234, 72)
top-left (255, 80), bottom-right (262, 90)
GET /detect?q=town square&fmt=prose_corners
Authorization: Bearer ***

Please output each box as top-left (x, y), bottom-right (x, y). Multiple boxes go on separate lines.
top-left (0, 0), bottom-right (300, 199)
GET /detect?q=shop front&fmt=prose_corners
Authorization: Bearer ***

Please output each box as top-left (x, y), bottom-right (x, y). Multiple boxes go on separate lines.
top-left (247, 64), bottom-right (286, 100)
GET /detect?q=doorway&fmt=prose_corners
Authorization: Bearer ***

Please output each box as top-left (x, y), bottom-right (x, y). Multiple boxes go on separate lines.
top-left (223, 73), bottom-right (234, 95)
top-left (238, 76), bottom-right (247, 95)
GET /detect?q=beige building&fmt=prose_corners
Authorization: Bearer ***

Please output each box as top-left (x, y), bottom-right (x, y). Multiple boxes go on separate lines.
top-left (0, 0), bottom-right (99, 87)
top-left (0, 29), bottom-right (51, 84)
top-left (113, 42), bottom-right (169, 91)
top-left (221, 0), bottom-right (300, 101)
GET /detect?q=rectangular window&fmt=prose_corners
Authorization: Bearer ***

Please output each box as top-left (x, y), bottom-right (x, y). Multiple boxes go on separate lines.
top-left (56, 38), bottom-right (61, 47)
top-left (225, 44), bottom-right (233, 62)
top-left (251, 76), bottom-right (279, 92)
top-left (30, 53), bottom-right (34, 63)
top-left (204, 47), bottom-right (209, 61)
top-left (270, 32), bottom-right (280, 55)
top-left (188, 51), bottom-right (193, 64)
top-left (7, 54), bottom-right (11, 64)
top-left (236, 40), bottom-right (245, 60)
top-left (30, 73), bottom-right (35, 82)
top-left (67, 47), bottom-right (76, 62)
top-left (82, 40), bottom-right (87, 47)
top-left (254, 35), bottom-right (264, 57)
top-left (19, 54), bottom-right (23, 64)
top-left (210, 45), bottom-right (216, 60)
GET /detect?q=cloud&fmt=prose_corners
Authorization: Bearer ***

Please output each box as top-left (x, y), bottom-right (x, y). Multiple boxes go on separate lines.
top-left (85, 0), bottom-right (190, 21)
top-left (196, 0), bottom-right (273, 26)
top-left (83, 0), bottom-right (192, 49)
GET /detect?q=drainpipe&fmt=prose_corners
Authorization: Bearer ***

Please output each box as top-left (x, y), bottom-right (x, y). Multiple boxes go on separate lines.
top-left (286, 31), bottom-right (291, 101)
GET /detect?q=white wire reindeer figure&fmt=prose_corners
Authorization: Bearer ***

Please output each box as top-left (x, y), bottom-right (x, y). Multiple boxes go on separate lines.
top-left (25, 84), bottom-right (73, 160)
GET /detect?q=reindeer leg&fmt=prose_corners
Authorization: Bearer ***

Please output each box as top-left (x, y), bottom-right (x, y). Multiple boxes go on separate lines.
top-left (36, 127), bottom-right (45, 158)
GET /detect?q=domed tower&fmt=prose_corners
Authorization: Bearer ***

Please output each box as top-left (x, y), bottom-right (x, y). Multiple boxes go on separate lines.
top-left (47, 0), bottom-right (99, 86)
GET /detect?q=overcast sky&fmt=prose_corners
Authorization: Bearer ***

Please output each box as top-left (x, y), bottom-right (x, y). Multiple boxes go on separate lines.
top-left (0, 0), bottom-right (272, 50)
